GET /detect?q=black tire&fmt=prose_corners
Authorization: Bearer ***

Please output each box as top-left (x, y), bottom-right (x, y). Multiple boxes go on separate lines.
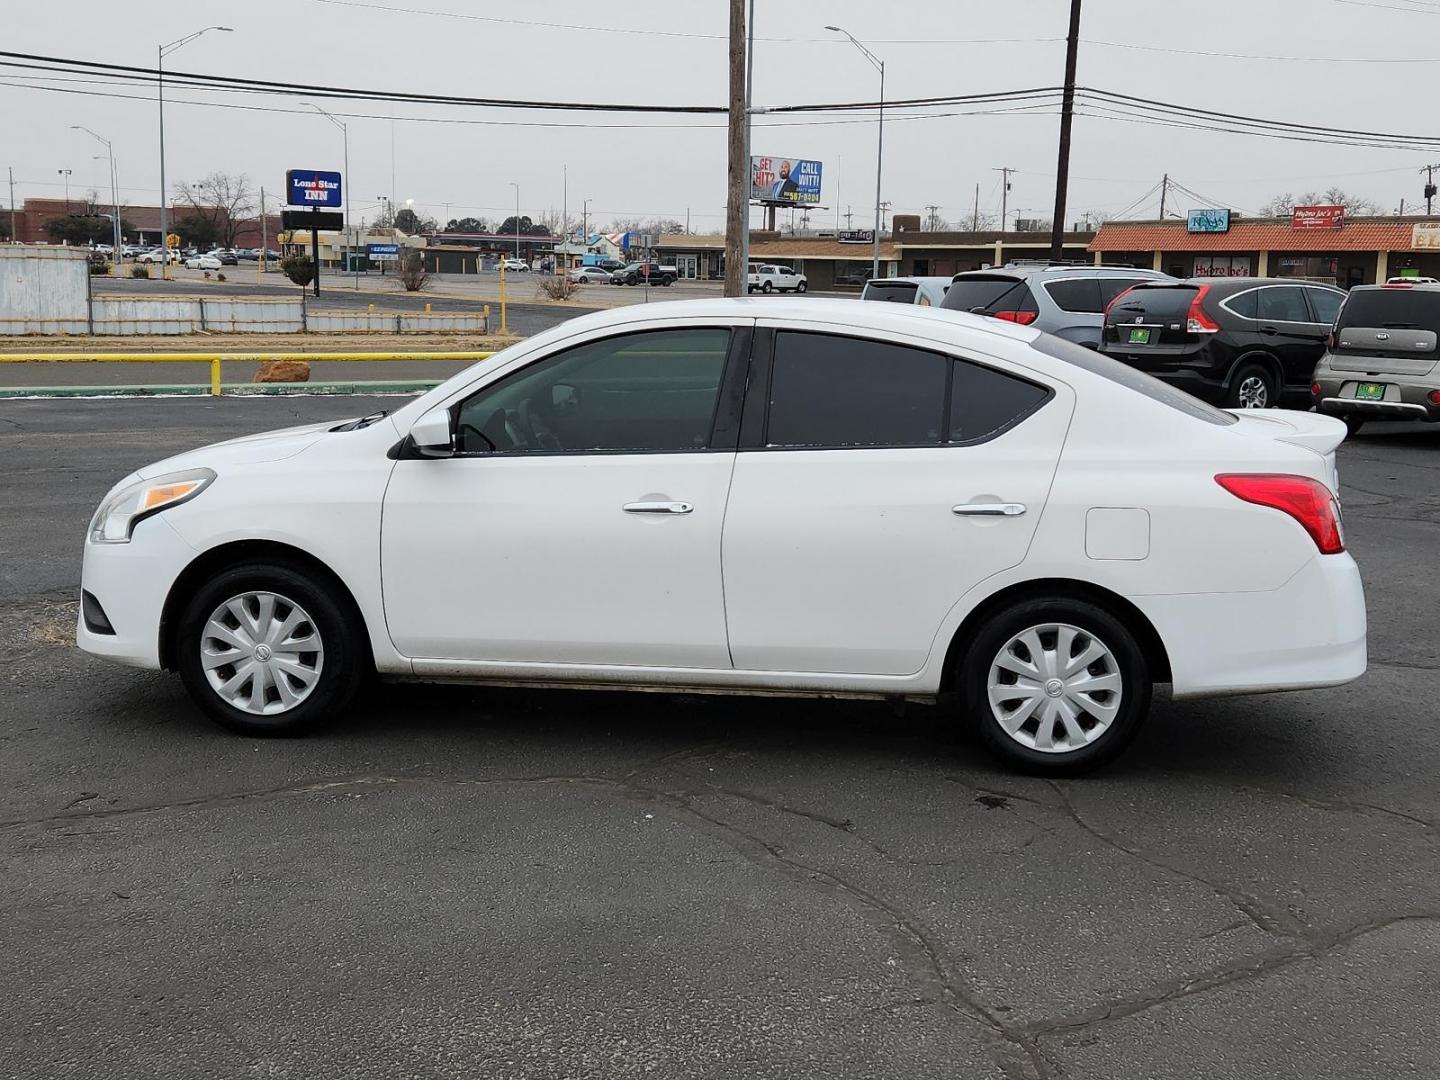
top-left (796, 281), bottom-right (808, 293)
top-left (176, 560), bottom-right (368, 736)
top-left (1343, 415), bottom-right (1366, 436)
top-left (1226, 361), bottom-right (1277, 409)
top-left (961, 597), bottom-right (1151, 776)
top-left (762, 280), bottom-right (773, 294)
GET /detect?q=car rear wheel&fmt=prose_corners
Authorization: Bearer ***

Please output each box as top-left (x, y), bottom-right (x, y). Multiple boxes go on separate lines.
top-left (962, 598), bottom-right (1151, 775)
top-left (176, 561), bottom-right (367, 736)
top-left (796, 281), bottom-right (808, 293)
top-left (1227, 362), bottom-right (1276, 409)
top-left (762, 281), bottom-right (773, 293)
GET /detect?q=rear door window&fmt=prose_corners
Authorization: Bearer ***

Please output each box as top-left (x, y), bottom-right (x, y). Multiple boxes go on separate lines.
top-left (1043, 278), bottom-right (1103, 313)
top-left (1257, 286), bottom-right (1312, 323)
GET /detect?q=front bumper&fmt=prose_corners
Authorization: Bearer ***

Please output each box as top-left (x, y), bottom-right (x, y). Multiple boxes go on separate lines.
top-left (1134, 553), bottom-right (1367, 699)
top-left (75, 514), bottom-right (196, 670)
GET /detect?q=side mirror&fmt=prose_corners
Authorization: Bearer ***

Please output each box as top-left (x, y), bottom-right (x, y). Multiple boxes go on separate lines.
top-left (408, 406), bottom-right (454, 458)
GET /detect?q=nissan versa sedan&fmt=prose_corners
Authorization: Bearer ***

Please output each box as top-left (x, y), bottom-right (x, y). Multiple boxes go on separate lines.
top-left (78, 299), bottom-right (1366, 774)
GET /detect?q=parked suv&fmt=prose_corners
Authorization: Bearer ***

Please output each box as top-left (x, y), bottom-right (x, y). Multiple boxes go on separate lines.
top-left (611, 262), bottom-right (675, 286)
top-left (861, 276), bottom-right (951, 306)
top-left (1312, 283), bottom-right (1440, 432)
top-left (941, 264), bottom-right (1172, 347)
top-left (1100, 278), bottom-right (1346, 409)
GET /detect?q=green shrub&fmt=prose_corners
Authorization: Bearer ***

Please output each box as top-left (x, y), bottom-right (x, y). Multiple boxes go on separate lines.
top-left (130, 264), bottom-right (150, 279)
top-left (280, 253), bottom-right (315, 288)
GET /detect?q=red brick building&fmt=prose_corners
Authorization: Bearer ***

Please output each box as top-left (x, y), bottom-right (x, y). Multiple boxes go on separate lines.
top-left (6, 197), bottom-right (280, 248)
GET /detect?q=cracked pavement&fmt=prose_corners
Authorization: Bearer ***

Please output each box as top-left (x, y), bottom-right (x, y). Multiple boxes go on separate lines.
top-left (2, 397), bottom-right (1438, 1079)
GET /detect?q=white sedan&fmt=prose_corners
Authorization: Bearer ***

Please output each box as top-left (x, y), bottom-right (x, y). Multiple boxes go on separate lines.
top-left (77, 299), bottom-right (1366, 773)
top-left (185, 253), bottom-right (222, 270)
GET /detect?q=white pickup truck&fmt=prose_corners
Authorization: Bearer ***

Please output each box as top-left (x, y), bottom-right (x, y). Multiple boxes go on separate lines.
top-left (747, 263), bottom-right (808, 294)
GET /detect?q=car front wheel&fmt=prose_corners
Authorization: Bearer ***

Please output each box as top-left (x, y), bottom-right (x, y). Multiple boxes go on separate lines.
top-left (962, 598), bottom-right (1151, 775)
top-left (176, 561), bottom-right (367, 736)
top-left (1227, 362), bottom-right (1276, 409)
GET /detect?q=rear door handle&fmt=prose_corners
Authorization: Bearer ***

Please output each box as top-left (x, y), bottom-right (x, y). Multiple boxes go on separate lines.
top-left (1260, 326), bottom-right (1279, 335)
top-left (953, 502), bottom-right (1026, 517)
top-left (623, 501), bottom-right (693, 515)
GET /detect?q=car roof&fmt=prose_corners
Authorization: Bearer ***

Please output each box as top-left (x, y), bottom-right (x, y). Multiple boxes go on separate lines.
top-left (952, 265), bottom-right (1172, 282)
top-left (1353, 281), bottom-right (1440, 292)
top-left (868, 276), bottom-right (952, 286)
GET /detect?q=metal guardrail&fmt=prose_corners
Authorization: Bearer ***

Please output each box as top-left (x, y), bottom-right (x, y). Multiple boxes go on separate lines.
top-left (0, 351), bottom-right (496, 397)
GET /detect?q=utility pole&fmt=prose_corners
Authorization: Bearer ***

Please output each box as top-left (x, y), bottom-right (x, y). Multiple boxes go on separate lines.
top-left (924, 204), bottom-right (941, 231)
top-left (1049, 0), bottom-right (1083, 260)
top-left (1159, 173), bottom-right (1169, 219)
top-left (723, 0), bottom-right (746, 296)
top-left (258, 186), bottom-right (267, 282)
top-left (560, 164), bottom-right (567, 273)
top-left (1423, 164), bottom-right (1439, 217)
top-left (8, 167), bottom-right (16, 242)
top-left (973, 183), bottom-right (980, 231)
top-left (739, 0), bottom-right (756, 281)
top-left (995, 167), bottom-right (1015, 233)
top-left (844, 206), bottom-right (854, 229)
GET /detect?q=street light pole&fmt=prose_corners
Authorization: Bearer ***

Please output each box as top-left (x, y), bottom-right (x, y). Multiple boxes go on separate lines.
top-left (826, 26), bottom-right (885, 281)
top-left (159, 26), bottom-right (232, 278)
top-left (73, 126), bottom-right (120, 266)
top-left (303, 103), bottom-right (354, 290)
top-left (58, 169), bottom-right (72, 213)
top-left (509, 182), bottom-right (520, 258)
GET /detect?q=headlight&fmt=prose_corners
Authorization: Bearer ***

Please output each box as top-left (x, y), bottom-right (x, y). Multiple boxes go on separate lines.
top-left (89, 468), bottom-right (216, 544)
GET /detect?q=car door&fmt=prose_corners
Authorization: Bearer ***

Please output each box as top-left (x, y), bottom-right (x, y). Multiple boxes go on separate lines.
top-left (381, 324), bottom-right (749, 668)
top-left (1256, 285), bottom-right (1327, 387)
top-left (721, 325), bottom-right (1072, 676)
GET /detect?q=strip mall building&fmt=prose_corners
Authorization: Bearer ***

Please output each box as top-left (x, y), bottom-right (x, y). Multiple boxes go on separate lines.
top-left (1089, 215), bottom-right (1440, 287)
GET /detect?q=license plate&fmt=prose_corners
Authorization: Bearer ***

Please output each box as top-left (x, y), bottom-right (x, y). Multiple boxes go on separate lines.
top-left (1354, 382), bottom-right (1387, 400)
top-left (1126, 327), bottom-right (1152, 345)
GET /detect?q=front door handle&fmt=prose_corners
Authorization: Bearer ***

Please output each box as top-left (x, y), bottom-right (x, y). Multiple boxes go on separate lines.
top-left (952, 502), bottom-right (1026, 517)
top-left (623, 501), bottom-right (693, 515)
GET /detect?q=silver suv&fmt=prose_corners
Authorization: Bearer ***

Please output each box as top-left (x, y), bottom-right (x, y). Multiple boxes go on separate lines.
top-left (941, 263), bottom-right (1174, 348)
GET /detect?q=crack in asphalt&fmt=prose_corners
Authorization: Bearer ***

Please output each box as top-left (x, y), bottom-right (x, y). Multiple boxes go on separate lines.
top-left (1046, 781), bottom-right (1308, 939)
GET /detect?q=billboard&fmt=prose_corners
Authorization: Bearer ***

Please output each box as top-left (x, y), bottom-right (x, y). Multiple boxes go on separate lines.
top-left (750, 156), bottom-right (823, 205)
top-left (1292, 205), bottom-right (1345, 229)
top-left (286, 169), bottom-right (343, 207)
top-left (1187, 208), bottom-right (1231, 234)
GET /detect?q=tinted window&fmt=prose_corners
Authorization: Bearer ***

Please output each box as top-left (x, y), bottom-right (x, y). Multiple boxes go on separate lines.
top-left (1030, 334), bottom-right (1238, 426)
top-left (950, 361), bottom-right (1050, 443)
top-left (1106, 285), bottom-right (1196, 322)
top-left (767, 332), bottom-right (946, 448)
top-left (455, 328), bottom-right (730, 454)
top-left (941, 275), bottom-right (1028, 312)
top-left (863, 281), bottom-right (920, 303)
top-left (1257, 286), bottom-right (1312, 323)
top-left (1044, 278), bottom-right (1103, 314)
top-left (1224, 289), bottom-right (1259, 319)
top-left (1334, 289), bottom-right (1440, 334)
top-left (1098, 278), bottom-right (1150, 308)
top-left (1306, 288), bottom-right (1344, 323)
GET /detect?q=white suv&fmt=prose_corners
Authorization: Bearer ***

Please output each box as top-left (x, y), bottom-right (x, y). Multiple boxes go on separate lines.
top-left (748, 264), bottom-right (808, 294)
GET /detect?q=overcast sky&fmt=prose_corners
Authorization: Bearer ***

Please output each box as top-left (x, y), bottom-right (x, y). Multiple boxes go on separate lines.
top-left (7, 0), bottom-right (1440, 231)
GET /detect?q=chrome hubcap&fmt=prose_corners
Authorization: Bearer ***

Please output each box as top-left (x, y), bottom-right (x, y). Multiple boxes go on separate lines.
top-left (986, 623), bottom-right (1123, 754)
top-left (1237, 376), bottom-right (1269, 408)
top-left (201, 591), bottom-right (324, 716)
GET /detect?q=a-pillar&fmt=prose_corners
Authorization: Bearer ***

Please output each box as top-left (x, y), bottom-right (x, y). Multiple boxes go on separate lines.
top-left (1377, 250), bottom-right (1390, 282)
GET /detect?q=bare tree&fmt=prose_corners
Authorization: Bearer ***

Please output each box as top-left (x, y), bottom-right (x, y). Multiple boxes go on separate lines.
top-left (923, 206), bottom-right (946, 231)
top-left (1261, 188), bottom-right (1383, 217)
top-left (173, 172), bottom-right (255, 247)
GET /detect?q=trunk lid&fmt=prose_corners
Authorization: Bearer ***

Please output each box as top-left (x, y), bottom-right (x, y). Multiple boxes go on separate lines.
top-left (1226, 409), bottom-right (1348, 490)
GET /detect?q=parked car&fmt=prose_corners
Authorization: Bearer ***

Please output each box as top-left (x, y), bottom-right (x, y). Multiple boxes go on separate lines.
top-left (76, 299), bottom-right (1364, 774)
top-left (1386, 276), bottom-right (1439, 285)
top-left (501, 258), bottom-right (530, 273)
top-left (748, 264), bottom-right (808, 294)
top-left (942, 264), bottom-right (1174, 348)
top-left (582, 256), bottom-right (624, 272)
top-left (861, 276), bottom-right (952, 306)
top-left (1100, 278), bottom-right (1346, 409)
top-left (235, 248), bottom-right (260, 260)
top-left (137, 248), bottom-right (179, 265)
top-left (568, 265), bottom-right (611, 284)
top-left (611, 262), bottom-right (675, 286)
top-left (186, 253), bottom-right (223, 271)
top-left (1311, 282), bottom-right (1440, 433)
top-left (210, 249), bottom-right (240, 266)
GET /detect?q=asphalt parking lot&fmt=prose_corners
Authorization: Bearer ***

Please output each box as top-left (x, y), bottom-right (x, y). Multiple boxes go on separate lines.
top-left (3, 396), bottom-right (1438, 1079)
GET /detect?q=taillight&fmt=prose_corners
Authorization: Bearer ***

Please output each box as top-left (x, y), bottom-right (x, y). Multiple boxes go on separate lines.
top-left (1186, 285), bottom-right (1220, 334)
top-left (993, 310), bottom-right (1038, 325)
top-left (1311, 382), bottom-right (1322, 396)
top-left (1216, 474), bottom-right (1344, 554)
top-left (1428, 390), bottom-right (1440, 405)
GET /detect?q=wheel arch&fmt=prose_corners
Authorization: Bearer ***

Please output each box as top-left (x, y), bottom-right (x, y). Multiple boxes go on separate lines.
top-left (938, 577), bottom-right (1172, 692)
top-left (1226, 350), bottom-right (1283, 394)
top-left (158, 539), bottom-right (374, 673)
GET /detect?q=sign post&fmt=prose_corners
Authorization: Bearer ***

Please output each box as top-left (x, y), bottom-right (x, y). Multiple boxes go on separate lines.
top-left (285, 169), bottom-right (343, 297)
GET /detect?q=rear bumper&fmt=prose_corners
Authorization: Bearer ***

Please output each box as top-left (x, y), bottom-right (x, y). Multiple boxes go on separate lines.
top-left (1134, 553), bottom-right (1367, 699)
top-left (1313, 375), bottom-right (1440, 421)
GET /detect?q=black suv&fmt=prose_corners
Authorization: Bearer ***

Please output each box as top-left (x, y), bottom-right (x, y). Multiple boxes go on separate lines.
top-left (1100, 278), bottom-right (1346, 408)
